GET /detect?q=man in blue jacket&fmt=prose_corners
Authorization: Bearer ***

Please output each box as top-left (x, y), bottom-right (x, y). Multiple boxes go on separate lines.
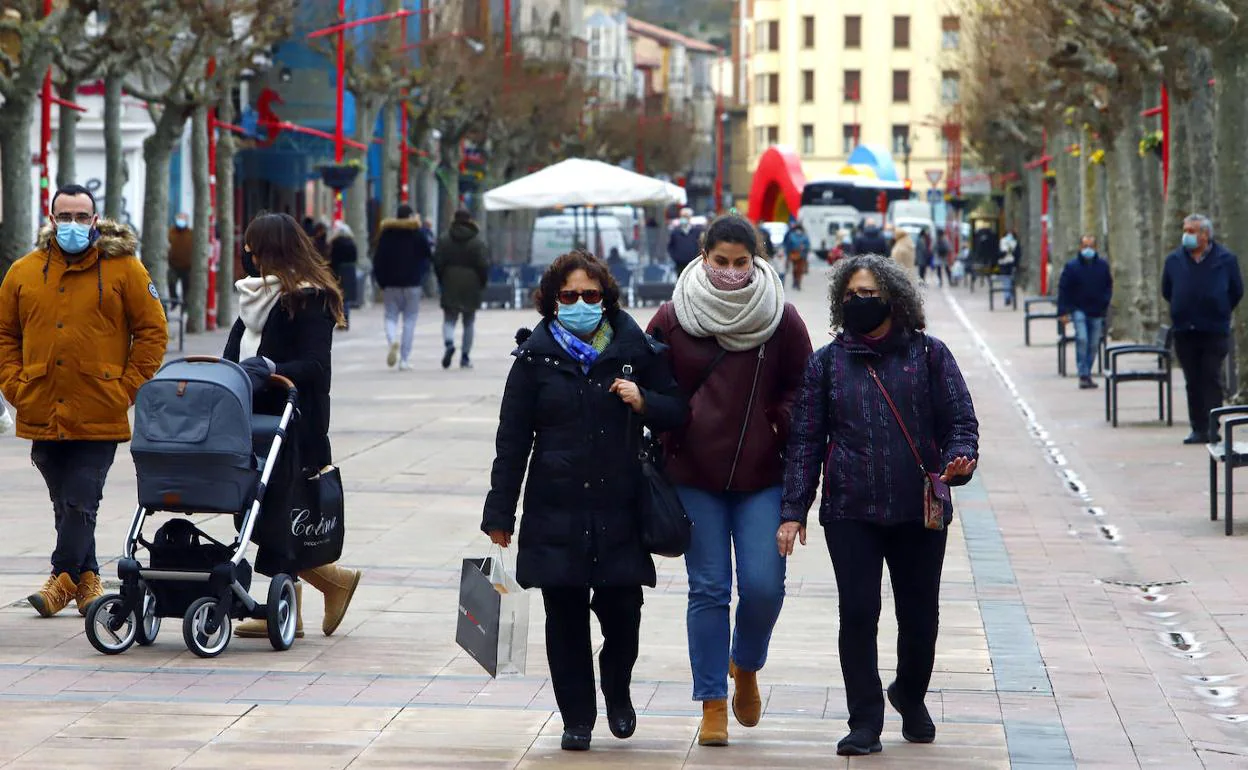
top-left (1058, 235), bottom-right (1113, 390)
top-left (1162, 213), bottom-right (1244, 444)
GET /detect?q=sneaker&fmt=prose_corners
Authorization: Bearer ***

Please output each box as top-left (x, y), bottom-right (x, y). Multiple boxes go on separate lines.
top-left (398, 359), bottom-right (412, 371)
top-left (28, 573), bottom-right (77, 618)
top-left (836, 729), bottom-right (882, 756)
top-left (888, 682), bottom-right (936, 743)
top-left (1078, 376), bottom-right (1097, 390)
top-left (442, 345), bottom-right (456, 370)
top-left (460, 357), bottom-right (473, 370)
top-left (75, 570), bottom-right (104, 616)
top-left (386, 341), bottom-right (400, 368)
top-left (1184, 431), bottom-right (1210, 445)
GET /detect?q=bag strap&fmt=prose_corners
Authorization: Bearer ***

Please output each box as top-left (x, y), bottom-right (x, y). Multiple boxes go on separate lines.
top-left (865, 362), bottom-right (930, 477)
top-left (689, 346), bottom-right (727, 398)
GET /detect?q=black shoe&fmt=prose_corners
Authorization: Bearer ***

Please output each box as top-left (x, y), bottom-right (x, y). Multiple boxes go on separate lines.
top-left (460, 356), bottom-right (473, 370)
top-left (561, 727), bottom-right (592, 751)
top-left (1184, 431), bottom-right (1209, 445)
top-left (1212, 433), bottom-right (1223, 445)
top-left (836, 729), bottom-right (882, 756)
top-left (606, 698), bottom-right (636, 739)
top-left (887, 683), bottom-right (936, 744)
top-left (1079, 376), bottom-right (1097, 390)
top-left (441, 345), bottom-right (455, 370)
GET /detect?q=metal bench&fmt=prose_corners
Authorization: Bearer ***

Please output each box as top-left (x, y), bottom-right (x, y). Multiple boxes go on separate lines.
top-left (609, 263), bottom-right (635, 306)
top-left (1104, 326), bottom-right (1173, 428)
top-left (1207, 406), bottom-right (1248, 535)
top-left (482, 265), bottom-right (516, 309)
top-left (634, 264), bottom-right (675, 306)
top-left (988, 275), bottom-right (1016, 311)
top-left (1057, 319), bottom-right (1106, 377)
top-left (1023, 297), bottom-right (1059, 346)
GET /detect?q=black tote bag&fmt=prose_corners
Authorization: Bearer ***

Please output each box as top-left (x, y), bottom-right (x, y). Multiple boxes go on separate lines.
top-left (622, 363), bottom-right (693, 558)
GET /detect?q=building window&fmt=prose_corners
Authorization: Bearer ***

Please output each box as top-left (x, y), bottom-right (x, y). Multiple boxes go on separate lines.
top-left (754, 74), bottom-right (765, 103)
top-left (892, 70), bottom-right (909, 103)
top-left (893, 16), bottom-right (910, 49)
top-left (843, 69), bottom-right (861, 102)
top-left (755, 21), bottom-right (766, 51)
top-left (802, 70), bottom-right (815, 102)
top-left (941, 70), bottom-right (960, 104)
top-left (844, 15), bottom-right (861, 49)
top-left (802, 124), bottom-right (815, 155)
top-left (767, 125), bottom-right (779, 145)
top-left (768, 20), bottom-right (779, 51)
top-left (803, 15), bottom-right (815, 48)
top-left (892, 125), bottom-right (911, 156)
top-left (842, 124), bottom-right (859, 155)
top-left (755, 126), bottom-right (765, 150)
top-left (942, 16), bottom-right (961, 50)
top-left (768, 73), bottom-right (779, 104)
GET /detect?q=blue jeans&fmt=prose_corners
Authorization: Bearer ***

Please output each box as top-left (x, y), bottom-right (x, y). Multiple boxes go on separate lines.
top-left (1072, 310), bottom-right (1104, 378)
top-left (382, 286), bottom-right (421, 362)
top-left (678, 485), bottom-right (786, 701)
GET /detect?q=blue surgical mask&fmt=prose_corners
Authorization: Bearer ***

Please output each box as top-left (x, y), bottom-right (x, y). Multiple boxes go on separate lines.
top-left (55, 222), bottom-right (92, 254)
top-left (1080, 248), bottom-right (1096, 259)
top-left (1182, 233), bottom-right (1199, 251)
top-left (556, 299), bottom-right (604, 336)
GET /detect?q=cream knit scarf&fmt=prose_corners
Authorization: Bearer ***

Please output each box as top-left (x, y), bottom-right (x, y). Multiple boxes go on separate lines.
top-left (672, 257), bottom-right (785, 352)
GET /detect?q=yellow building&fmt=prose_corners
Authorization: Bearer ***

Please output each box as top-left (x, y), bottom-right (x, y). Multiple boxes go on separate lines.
top-left (745, 0), bottom-right (962, 186)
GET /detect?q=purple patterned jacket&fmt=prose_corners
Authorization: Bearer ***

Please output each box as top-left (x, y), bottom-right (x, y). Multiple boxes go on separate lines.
top-left (781, 329), bottom-right (979, 527)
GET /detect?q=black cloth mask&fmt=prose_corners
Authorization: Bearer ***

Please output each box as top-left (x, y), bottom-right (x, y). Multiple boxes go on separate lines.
top-left (241, 247), bottom-right (261, 278)
top-left (843, 295), bottom-right (892, 336)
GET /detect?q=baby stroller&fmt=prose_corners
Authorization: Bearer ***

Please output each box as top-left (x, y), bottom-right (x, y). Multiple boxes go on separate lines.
top-left (83, 356), bottom-right (301, 658)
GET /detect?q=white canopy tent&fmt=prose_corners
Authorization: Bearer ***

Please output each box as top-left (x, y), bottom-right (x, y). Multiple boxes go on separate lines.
top-left (483, 158), bottom-right (687, 211)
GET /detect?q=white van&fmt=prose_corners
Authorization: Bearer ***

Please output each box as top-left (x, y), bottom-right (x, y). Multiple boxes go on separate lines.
top-left (530, 214), bottom-right (640, 267)
top-left (886, 200), bottom-right (934, 231)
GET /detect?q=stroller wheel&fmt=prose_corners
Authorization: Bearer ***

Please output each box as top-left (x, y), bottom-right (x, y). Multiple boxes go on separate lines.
top-left (266, 574), bottom-right (298, 651)
top-left (182, 597), bottom-right (232, 658)
top-left (85, 594), bottom-right (137, 655)
top-left (135, 587), bottom-right (161, 646)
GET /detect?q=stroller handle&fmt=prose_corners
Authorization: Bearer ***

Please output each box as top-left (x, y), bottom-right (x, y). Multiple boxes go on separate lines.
top-left (268, 374), bottom-right (298, 404)
top-left (182, 355), bottom-right (223, 363)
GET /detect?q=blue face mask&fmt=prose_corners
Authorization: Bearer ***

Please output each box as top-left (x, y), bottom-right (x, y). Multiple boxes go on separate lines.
top-left (55, 222), bottom-right (93, 254)
top-left (1182, 233), bottom-right (1199, 251)
top-left (1080, 248), bottom-right (1096, 259)
top-left (557, 299), bottom-right (604, 336)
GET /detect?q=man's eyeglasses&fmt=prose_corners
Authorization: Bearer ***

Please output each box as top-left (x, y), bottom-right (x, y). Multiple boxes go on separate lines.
top-left (53, 213), bottom-right (94, 225)
top-left (558, 289), bottom-right (603, 305)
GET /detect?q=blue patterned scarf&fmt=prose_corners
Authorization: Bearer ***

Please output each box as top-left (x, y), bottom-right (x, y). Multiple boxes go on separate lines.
top-left (550, 318), bottom-right (614, 374)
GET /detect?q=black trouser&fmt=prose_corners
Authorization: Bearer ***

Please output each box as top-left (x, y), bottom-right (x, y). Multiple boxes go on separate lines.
top-left (825, 520), bottom-right (947, 736)
top-left (541, 586), bottom-right (643, 730)
top-left (31, 441), bottom-right (118, 581)
top-left (1174, 331), bottom-right (1230, 435)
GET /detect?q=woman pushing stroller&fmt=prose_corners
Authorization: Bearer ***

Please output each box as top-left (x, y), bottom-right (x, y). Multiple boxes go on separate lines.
top-left (224, 212), bottom-right (362, 638)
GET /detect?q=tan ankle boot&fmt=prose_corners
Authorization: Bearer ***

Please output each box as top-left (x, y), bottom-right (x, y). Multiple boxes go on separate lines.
top-left (698, 699), bottom-right (729, 746)
top-left (236, 582), bottom-right (304, 638)
top-left (729, 661), bottom-right (762, 727)
top-left (300, 563), bottom-right (361, 636)
top-left (29, 573), bottom-right (77, 618)
top-left (75, 571), bottom-right (105, 617)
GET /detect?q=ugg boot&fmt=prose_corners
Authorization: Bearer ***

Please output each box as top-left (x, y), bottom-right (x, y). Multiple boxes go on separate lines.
top-left (698, 699), bottom-right (729, 746)
top-left (29, 573), bottom-right (78, 618)
top-left (300, 563), bottom-right (362, 636)
top-left (236, 582), bottom-right (304, 639)
top-left (729, 661), bottom-right (762, 727)
top-left (75, 571), bottom-right (105, 616)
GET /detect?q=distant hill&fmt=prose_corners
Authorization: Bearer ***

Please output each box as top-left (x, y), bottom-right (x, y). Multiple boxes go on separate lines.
top-left (627, 0), bottom-right (733, 49)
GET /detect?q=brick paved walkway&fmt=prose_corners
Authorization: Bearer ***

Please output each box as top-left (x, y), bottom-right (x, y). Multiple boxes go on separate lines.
top-left (0, 263), bottom-right (1244, 767)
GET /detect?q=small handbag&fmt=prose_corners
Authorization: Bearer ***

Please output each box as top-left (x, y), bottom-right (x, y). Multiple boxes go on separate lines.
top-left (865, 364), bottom-right (951, 530)
top-left (622, 363), bottom-right (693, 558)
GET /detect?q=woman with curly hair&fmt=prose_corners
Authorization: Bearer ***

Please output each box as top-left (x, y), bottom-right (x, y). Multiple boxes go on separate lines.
top-left (779, 254), bottom-right (979, 757)
top-left (481, 250), bottom-right (687, 752)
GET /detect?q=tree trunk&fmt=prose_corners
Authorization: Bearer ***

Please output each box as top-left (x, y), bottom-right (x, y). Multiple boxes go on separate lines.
top-left (216, 95), bottom-right (238, 326)
top-left (140, 109), bottom-right (188, 299)
top-left (103, 72), bottom-right (126, 221)
top-left (1132, 90), bottom-right (1162, 339)
top-left (0, 96), bottom-right (38, 278)
top-left (56, 76), bottom-right (81, 188)
top-left (1080, 129), bottom-right (1097, 236)
top-left (346, 95), bottom-right (382, 304)
top-left (381, 102), bottom-right (399, 220)
top-left (1186, 46), bottom-right (1218, 220)
top-left (1162, 89), bottom-right (1194, 266)
top-left (1106, 120), bottom-right (1145, 343)
top-left (1214, 34), bottom-right (1248, 401)
top-left (1024, 169), bottom-right (1042, 294)
top-left (438, 139), bottom-right (462, 231)
top-left (186, 106), bottom-right (210, 333)
top-left (1051, 124), bottom-right (1080, 280)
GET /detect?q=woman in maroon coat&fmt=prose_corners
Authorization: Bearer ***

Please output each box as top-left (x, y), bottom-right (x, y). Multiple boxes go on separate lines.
top-left (646, 214), bottom-right (813, 747)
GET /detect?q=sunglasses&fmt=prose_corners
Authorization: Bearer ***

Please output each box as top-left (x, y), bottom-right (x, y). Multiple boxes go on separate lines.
top-left (557, 289), bottom-right (602, 305)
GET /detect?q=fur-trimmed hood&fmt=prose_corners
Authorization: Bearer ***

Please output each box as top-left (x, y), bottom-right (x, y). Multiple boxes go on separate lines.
top-left (379, 217), bottom-right (424, 232)
top-left (36, 218), bottom-right (139, 260)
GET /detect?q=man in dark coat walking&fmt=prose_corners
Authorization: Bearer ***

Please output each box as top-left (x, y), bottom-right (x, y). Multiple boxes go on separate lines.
top-left (433, 209), bottom-right (489, 369)
top-left (667, 207), bottom-right (703, 276)
top-left (1163, 213), bottom-right (1244, 444)
top-left (1058, 235), bottom-right (1113, 390)
top-left (373, 204), bottom-right (432, 370)
top-left (853, 218), bottom-right (888, 256)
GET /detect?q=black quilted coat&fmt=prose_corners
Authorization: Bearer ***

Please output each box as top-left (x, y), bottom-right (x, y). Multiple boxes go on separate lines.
top-left (481, 311), bottom-right (687, 589)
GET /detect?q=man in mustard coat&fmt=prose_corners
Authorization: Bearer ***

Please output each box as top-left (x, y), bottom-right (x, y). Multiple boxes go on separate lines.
top-left (0, 184), bottom-right (168, 617)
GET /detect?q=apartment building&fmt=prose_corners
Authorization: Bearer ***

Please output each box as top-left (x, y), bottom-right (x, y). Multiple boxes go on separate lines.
top-left (744, 0), bottom-right (961, 185)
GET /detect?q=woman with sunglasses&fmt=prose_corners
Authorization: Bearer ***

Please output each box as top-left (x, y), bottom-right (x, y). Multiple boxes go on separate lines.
top-left (646, 213), bottom-right (813, 747)
top-left (482, 250), bottom-right (686, 752)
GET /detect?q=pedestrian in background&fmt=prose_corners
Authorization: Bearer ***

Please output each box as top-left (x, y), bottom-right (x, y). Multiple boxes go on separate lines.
top-left (647, 213), bottom-right (813, 748)
top-left (433, 208), bottom-right (488, 370)
top-left (482, 250), bottom-right (686, 752)
top-left (854, 218), bottom-right (888, 256)
top-left (890, 228), bottom-right (916, 278)
top-left (373, 204), bottom-right (432, 371)
top-left (1057, 235), bottom-right (1113, 390)
top-left (0, 184), bottom-right (167, 618)
top-left (668, 207), bottom-right (704, 276)
top-left (167, 211), bottom-right (192, 303)
top-left (329, 222), bottom-right (358, 330)
top-left (781, 254), bottom-right (978, 757)
top-left (1163, 213), bottom-right (1244, 444)
top-left (782, 222), bottom-right (812, 291)
top-left (226, 212), bottom-right (362, 639)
